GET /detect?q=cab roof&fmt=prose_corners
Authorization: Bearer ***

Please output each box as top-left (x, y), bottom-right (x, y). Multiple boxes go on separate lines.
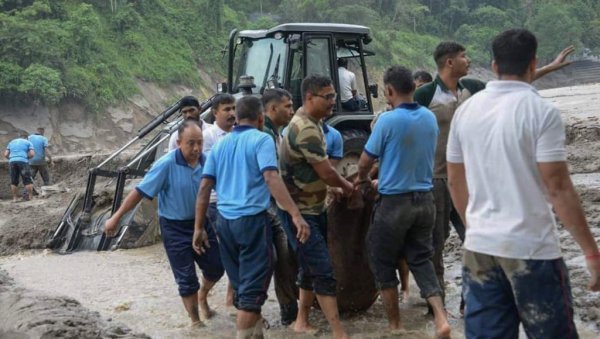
top-left (238, 23), bottom-right (370, 39)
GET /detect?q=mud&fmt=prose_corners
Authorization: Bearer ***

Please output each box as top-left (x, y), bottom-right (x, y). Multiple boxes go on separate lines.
top-left (1, 83), bottom-right (600, 337)
top-left (0, 268), bottom-right (148, 338)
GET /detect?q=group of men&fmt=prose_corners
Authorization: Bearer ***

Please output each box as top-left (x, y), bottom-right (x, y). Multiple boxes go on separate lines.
top-left (103, 27), bottom-right (600, 339)
top-left (4, 127), bottom-right (52, 202)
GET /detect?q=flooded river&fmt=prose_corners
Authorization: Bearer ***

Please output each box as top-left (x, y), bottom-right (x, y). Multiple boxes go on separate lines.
top-left (0, 243), bottom-right (468, 338)
top-left (2, 240), bottom-right (598, 338)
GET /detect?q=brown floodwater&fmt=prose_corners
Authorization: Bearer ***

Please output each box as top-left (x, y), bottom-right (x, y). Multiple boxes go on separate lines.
top-left (0, 241), bottom-right (597, 338)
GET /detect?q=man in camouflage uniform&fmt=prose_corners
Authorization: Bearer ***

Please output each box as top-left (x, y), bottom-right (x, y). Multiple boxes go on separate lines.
top-left (278, 75), bottom-right (353, 339)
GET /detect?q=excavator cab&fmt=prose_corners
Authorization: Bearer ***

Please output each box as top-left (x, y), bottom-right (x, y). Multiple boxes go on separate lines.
top-left (222, 23), bottom-right (377, 177)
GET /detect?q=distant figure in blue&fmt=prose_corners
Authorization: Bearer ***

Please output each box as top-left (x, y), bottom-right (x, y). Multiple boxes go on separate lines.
top-left (28, 127), bottom-right (53, 186)
top-left (4, 132), bottom-right (35, 202)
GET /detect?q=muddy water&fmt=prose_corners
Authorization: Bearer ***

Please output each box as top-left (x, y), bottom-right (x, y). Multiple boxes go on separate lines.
top-left (2, 240), bottom-right (599, 338)
top-left (0, 244), bottom-right (467, 338)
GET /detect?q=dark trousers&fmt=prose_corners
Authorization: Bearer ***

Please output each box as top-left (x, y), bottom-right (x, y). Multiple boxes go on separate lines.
top-left (30, 163), bottom-right (51, 186)
top-left (159, 217), bottom-right (224, 297)
top-left (9, 161), bottom-right (33, 186)
top-left (367, 192), bottom-right (441, 298)
top-left (463, 250), bottom-right (578, 339)
top-left (216, 211), bottom-right (274, 313)
top-left (268, 202), bottom-right (298, 324)
top-left (432, 178), bottom-right (451, 300)
top-left (278, 209), bottom-right (337, 296)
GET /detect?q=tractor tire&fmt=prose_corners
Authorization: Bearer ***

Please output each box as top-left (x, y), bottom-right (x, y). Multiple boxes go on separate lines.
top-left (327, 128), bottom-right (377, 312)
top-left (337, 129), bottom-right (369, 178)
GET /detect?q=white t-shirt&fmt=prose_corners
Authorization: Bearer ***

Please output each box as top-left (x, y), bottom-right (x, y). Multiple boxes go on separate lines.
top-left (338, 67), bottom-right (356, 102)
top-left (202, 123), bottom-right (230, 203)
top-left (447, 80), bottom-right (566, 260)
top-left (167, 120), bottom-right (211, 152)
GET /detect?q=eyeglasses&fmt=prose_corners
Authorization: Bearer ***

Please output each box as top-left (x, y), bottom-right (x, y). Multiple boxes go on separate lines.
top-left (313, 93), bottom-right (337, 101)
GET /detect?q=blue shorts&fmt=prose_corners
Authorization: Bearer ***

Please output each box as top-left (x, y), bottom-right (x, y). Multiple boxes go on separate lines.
top-left (216, 211), bottom-right (273, 313)
top-left (278, 209), bottom-right (336, 296)
top-left (463, 250), bottom-right (578, 339)
top-left (160, 217), bottom-right (224, 297)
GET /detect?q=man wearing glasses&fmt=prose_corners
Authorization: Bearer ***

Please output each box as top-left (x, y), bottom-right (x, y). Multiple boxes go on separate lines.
top-left (278, 75), bottom-right (353, 338)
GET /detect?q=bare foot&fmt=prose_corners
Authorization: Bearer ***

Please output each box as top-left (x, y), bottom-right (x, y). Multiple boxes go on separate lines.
top-left (190, 320), bottom-right (204, 328)
top-left (401, 290), bottom-right (410, 303)
top-left (389, 328), bottom-right (408, 335)
top-left (289, 321), bottom-right (320, 336)
top-left (434, 320), bottom-right (451, 339)
top-left (199, 300), bottom-right (215, 321)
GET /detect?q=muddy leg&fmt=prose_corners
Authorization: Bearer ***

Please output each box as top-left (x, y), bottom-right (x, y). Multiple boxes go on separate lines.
top-left (380, 287), bottom-right (404, 331)
top-left (198, 277), bottom-right (217, 320)
top-left (427, 295), bottom-right (451, 338)
top-left (181, 292), bottom-right (201, 325)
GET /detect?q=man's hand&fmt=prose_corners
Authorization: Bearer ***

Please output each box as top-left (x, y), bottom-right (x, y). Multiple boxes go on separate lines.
top-left (549, 45), bottom-right (575, 71)
top-left (326, 187), bottom-right (344, 205)
top-left (371, 179), bottom-right (378, 190)
top-left (104, 216), bottom-right (119, 237)
top-left (192, 228), bottom-right (210, 255)
top-left (586, 256), bottom-right (600, 291)
top-left (291, 214), bottom-right (310, 244)
top-left (341, 179), bottom-right (354, 197)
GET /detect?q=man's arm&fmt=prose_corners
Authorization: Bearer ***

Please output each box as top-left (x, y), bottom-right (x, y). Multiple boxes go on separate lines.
top-left (27, 149), bottom-right (34, 159)
top-left (355, 151), bottom-right (376, 185)
top-left (3, 149), bottom-right (9, 159)
top-left (104, 189), bottom-right (145, 236)
top-left (538, 161), bottom-right (600, 290)
top-left (311, 160), bottom-right (353, 195)
top-left (45, 147), bottom-right (52, 163)
top-left (263, 170), bottom-right (309, 243)
top-left (534, 45), bottom-right (575, 81)
top-left (193, 177), bottom-right (214, 254)
top-left (447, 162), bottom-right (469, 228)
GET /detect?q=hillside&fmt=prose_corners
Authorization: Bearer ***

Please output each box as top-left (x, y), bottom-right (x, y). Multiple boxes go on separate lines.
top-left (1, 0), bottom-right (600, 151)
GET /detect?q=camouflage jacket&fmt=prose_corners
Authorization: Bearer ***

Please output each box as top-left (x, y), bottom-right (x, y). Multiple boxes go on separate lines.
top-left (278, 110), bottom-right (328, 215)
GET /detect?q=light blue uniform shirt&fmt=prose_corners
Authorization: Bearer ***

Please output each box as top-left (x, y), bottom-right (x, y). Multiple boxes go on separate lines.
top-left (28, 134), bottom-right (49, 165)
top-left (323, 124), bottom-right (343, 160)
top-left (202, 125), bottom-right (278, 219)
top-left (136, 149), bottom-right (204, 221)
top-left (6, 138), bottom-right (33, 163)
top-left (365, 103), bottom-right (438, 195)
top-left (283, 123), bottom-right (343, 160)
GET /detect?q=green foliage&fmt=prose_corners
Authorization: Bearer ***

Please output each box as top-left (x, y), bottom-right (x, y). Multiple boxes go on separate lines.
top-left (18, 64), bottom-right (65, 103)
top-left (1, 0), bottom-right (600, 111)
top-left (527, 1), bottom-right (584, 61)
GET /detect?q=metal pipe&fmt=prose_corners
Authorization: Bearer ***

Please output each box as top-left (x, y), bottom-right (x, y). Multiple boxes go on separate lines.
top-left (95, 137), bottom-right (140, 169)
top-left (95, 99), bottom-right (183, 170)
top-left (125, 132), bottom-right (172, 168)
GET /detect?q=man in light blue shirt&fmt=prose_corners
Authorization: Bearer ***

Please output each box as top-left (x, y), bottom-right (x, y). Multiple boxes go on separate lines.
top-left (4, 133), bottom-right (35, 201)
top-left (355, 66), bottom-right (450, 337)
top-left (28, 127), bottom-right (53, 186)
top-left (194, 96), bottom-right (309, 338)
top-left (323, 123), bottom-right (343, 166)
top-left (104, 120), bottom-right (224, 327)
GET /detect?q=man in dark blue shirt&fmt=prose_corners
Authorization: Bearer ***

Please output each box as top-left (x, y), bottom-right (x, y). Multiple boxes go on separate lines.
top-left (104, 120), bottom-right (224, 327)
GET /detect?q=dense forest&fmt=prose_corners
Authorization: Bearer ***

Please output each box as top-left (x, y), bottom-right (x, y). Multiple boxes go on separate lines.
top-left (1, 0), bottom-right (599, 110)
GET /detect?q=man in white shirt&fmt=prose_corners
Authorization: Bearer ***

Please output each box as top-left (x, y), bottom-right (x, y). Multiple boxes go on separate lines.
top-left (202, 94), bottom-right (236, 153)
top-left (447, 28), bottom-right (600, 338)
top-left (168, 96), bottom-right (210, 152)
top-left (338, 58), bottom-right (365, 111)
top-left (201, 93), bottom-right (237, 313)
